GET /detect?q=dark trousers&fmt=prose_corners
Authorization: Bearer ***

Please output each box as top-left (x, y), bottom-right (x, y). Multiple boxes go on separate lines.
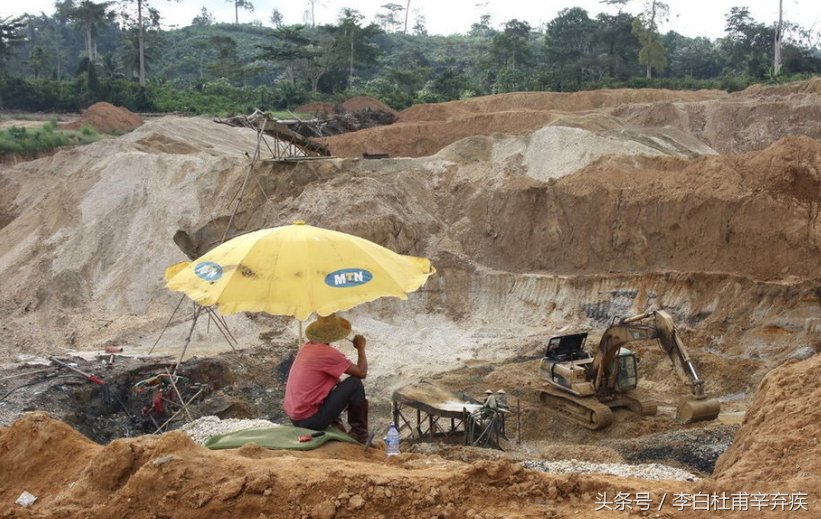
top-left (292, 377), bottom-right (365, 430)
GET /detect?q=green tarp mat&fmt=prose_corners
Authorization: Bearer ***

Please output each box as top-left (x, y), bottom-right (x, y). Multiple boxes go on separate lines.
top-left (204, 425), bottom-right (359, 451)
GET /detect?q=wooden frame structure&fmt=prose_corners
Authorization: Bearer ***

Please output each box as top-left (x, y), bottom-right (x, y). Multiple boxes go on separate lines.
top-left (392, 394), bottom-right (479, 444)
top-left (215, 110), bottom-right (330, 161)
top-left (391, 381), bottom-right (519, 448)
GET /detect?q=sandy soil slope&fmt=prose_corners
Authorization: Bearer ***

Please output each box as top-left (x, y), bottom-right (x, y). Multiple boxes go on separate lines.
top-left (323, 82), bottom-right (821, 159)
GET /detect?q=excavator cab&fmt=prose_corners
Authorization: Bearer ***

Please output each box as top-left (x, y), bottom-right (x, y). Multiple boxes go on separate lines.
top-left (615, 348), bottom-right (638, 391)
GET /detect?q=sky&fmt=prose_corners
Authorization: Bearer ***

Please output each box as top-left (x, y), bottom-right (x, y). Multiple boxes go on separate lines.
top-left (3, 0), bottom-right (819, 41)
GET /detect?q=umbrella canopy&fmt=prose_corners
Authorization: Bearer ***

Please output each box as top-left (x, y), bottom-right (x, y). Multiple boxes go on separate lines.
top-left (164, 221), bottom-right (435, 321)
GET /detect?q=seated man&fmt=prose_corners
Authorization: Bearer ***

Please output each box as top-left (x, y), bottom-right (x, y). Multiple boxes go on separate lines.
top-left (283, 313), bottom-right (370, 443)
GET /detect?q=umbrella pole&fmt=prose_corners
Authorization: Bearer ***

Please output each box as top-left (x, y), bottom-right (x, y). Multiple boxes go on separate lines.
top-left (148, 294), bottom-right (185, 355)
top-left (298, 320), bottom-right (304, 346)
top-left (174, 306), bottom-right (202, 375)
top-left (204, 307), bottom-right (239, 353)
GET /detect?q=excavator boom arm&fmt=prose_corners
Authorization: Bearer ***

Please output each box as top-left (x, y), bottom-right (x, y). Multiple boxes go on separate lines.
top-left (591, 320), bottom-right (657, 391)
top-left (592, 310), bottom-right (708, 398)
top-left (651, 310), bottom-right (706, 396)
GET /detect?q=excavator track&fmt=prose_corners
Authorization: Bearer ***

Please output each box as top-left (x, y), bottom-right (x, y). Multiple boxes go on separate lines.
top-left (539, 384), bottom-right (614, 430)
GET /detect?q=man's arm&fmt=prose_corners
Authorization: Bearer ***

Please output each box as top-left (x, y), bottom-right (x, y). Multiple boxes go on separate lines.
top-left (344, 334), bottom-right (368, 379)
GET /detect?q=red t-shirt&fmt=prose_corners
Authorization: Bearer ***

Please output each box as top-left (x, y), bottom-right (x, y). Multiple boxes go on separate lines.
top-left (283, 342), bottom-right (353, 421)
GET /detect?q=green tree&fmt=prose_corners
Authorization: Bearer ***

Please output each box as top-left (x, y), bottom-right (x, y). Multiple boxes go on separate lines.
top-left (600, 0), bottom-right (630, 15)
top-left (491, 19), bottom-right (532, 71)
top-left (412, 14), bottom-right (427, 36)
top-left (403, 0), bottom-right (412, 34)
top-left (544, 8), bottom-right (597, 89)
top-left (191, 7), bottom-right (214, 26)
top-left (0, 16), bottom-right (26, 76)
top-left (85, 58), bottom-right (100, 93)
top-left (663, 34), bottom-right (721, 78)
top-left (428, 68), bottom-right (471, 100)
top-left (592, 11), bottom-right (641, 79)
top-left (375, 3), bottom-right (404, 33)
top-left (632, 0), bottom-right (669, 78)
top-left (469, 14), bottom-right (494, 38)
top-left (306, 0), bottom-right (321, 28)
top-left (327, 9), bottom-right (382, 91)
top-left (66, 1), bottom-right (113, 62)
top-left (225, 0), bottom-right (254, 25)
top-left (121, 0), bottom-right (180, 86)
top-left (27, 45), bottom-right (49, 78)
top-left (258, 25), bottom-right (335, 92)
top-left (303, 29), bottom-right (336, 92)
top-left (99, 51), bottom-right (123, 79)
top-left (269, 8), bottom-right (283, 28)
top-left (207, 35), bottom-right (240, 80)
top-left (119, 5), bottom-right (160, 84)
top-left (258, 26), bottom-right (314, 86)
top-left (380, 47), bottom-right (432, 104)
top-left (721, 6), bottom-right (775, 78)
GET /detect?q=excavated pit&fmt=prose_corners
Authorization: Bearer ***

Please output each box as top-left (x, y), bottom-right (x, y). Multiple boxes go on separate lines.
top-left (0, 83), bottom-right (820, 517)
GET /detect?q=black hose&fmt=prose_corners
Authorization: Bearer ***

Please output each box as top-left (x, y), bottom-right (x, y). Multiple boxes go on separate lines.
top-left (0, 375), bottom-right (71, 403)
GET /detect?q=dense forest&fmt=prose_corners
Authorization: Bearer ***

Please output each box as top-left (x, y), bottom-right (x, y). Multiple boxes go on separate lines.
top-left (1, 0), bottom-right (820, 114)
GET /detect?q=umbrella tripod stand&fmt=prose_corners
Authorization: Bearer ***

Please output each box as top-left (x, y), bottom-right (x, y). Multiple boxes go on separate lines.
top-left (151, 111), bottom-right (278, 364)
top-left (148, 297), bottom-right (240, 374)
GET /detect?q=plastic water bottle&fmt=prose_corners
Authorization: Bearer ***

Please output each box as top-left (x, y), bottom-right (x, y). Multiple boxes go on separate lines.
top-left (385, 423), bottom-right (400, 457)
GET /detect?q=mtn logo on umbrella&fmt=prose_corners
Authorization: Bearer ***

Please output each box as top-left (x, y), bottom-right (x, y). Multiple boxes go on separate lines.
top-left (194, 261), bottom-right (223, 282)
top-left (325, 268), bottom-right (373, 288)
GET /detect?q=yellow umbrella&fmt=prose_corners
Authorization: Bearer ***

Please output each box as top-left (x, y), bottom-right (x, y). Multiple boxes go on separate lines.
top-left (164, 221), bottom-right (435, 321)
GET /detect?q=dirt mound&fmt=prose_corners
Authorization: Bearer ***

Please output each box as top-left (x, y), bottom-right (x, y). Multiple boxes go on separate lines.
top-left (1, 412), bottom-right (667, 519)
top-left (0, 412), bottom-right (100, 500)
top-left (325, 89), bottom-right (727, 158)
top-left (324, 85), bottom-right (820, 159)
top-left (398, 89), bottom-right (724, 123)
top-left (341, 95), bottom-right (397, 114)
top-left (738, 77), bottom-right (821, 97)
top-left (293, 101), bottom-right (337, 116)
top-left (295, 97), bottom-right (397, 118)
top-left (427, 135), bottom-right (821, 280)
top-left (326, 110), bottom-right (559, 157)
top-left (435, 123), bottom-right (716, 182)
top-left (712, 353), bottom-right (821, 491)
top-left (612, 85), bottom-right (821, 155)
top-left (0, 117), bottom-right (259, 357)
top-left (291, 97), bottom-right (397, 139)
top-left (61, 102), bottom-right (143, 134)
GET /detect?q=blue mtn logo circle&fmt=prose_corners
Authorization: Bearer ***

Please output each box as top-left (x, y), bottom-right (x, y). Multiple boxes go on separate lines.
top-left (194, 261), bottom-right (223, 282)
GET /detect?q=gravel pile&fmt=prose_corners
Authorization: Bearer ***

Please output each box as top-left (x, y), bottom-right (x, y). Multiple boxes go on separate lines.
top-left (522, 459), bottom-right (700, 481)
top-left (180, 416), bottom-right (280, 445)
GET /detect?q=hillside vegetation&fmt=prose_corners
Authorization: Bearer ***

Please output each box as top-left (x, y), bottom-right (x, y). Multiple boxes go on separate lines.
top-left (1, 3), bottom-right (820, 115)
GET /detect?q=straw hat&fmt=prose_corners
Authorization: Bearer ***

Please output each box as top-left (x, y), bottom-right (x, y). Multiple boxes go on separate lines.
top-left (305, 313), bottom-right (352, 343)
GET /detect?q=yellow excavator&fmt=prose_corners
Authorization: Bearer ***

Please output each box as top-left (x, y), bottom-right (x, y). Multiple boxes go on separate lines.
top-left (538, 310), bottom-right (721, 430)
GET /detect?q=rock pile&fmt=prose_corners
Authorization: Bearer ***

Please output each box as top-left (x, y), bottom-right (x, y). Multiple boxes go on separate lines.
top-left (180, 416), bottom-right (279, 445)
top-left (523, 459), bottom-right (699, 481)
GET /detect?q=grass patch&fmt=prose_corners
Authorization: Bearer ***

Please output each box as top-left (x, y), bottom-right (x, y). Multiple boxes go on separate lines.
top-left (0, 121), bottom-right (101, 154)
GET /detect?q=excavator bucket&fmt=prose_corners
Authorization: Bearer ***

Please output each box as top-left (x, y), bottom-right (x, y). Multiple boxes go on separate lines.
top-left (676, 397), bottom-right (721, 423)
